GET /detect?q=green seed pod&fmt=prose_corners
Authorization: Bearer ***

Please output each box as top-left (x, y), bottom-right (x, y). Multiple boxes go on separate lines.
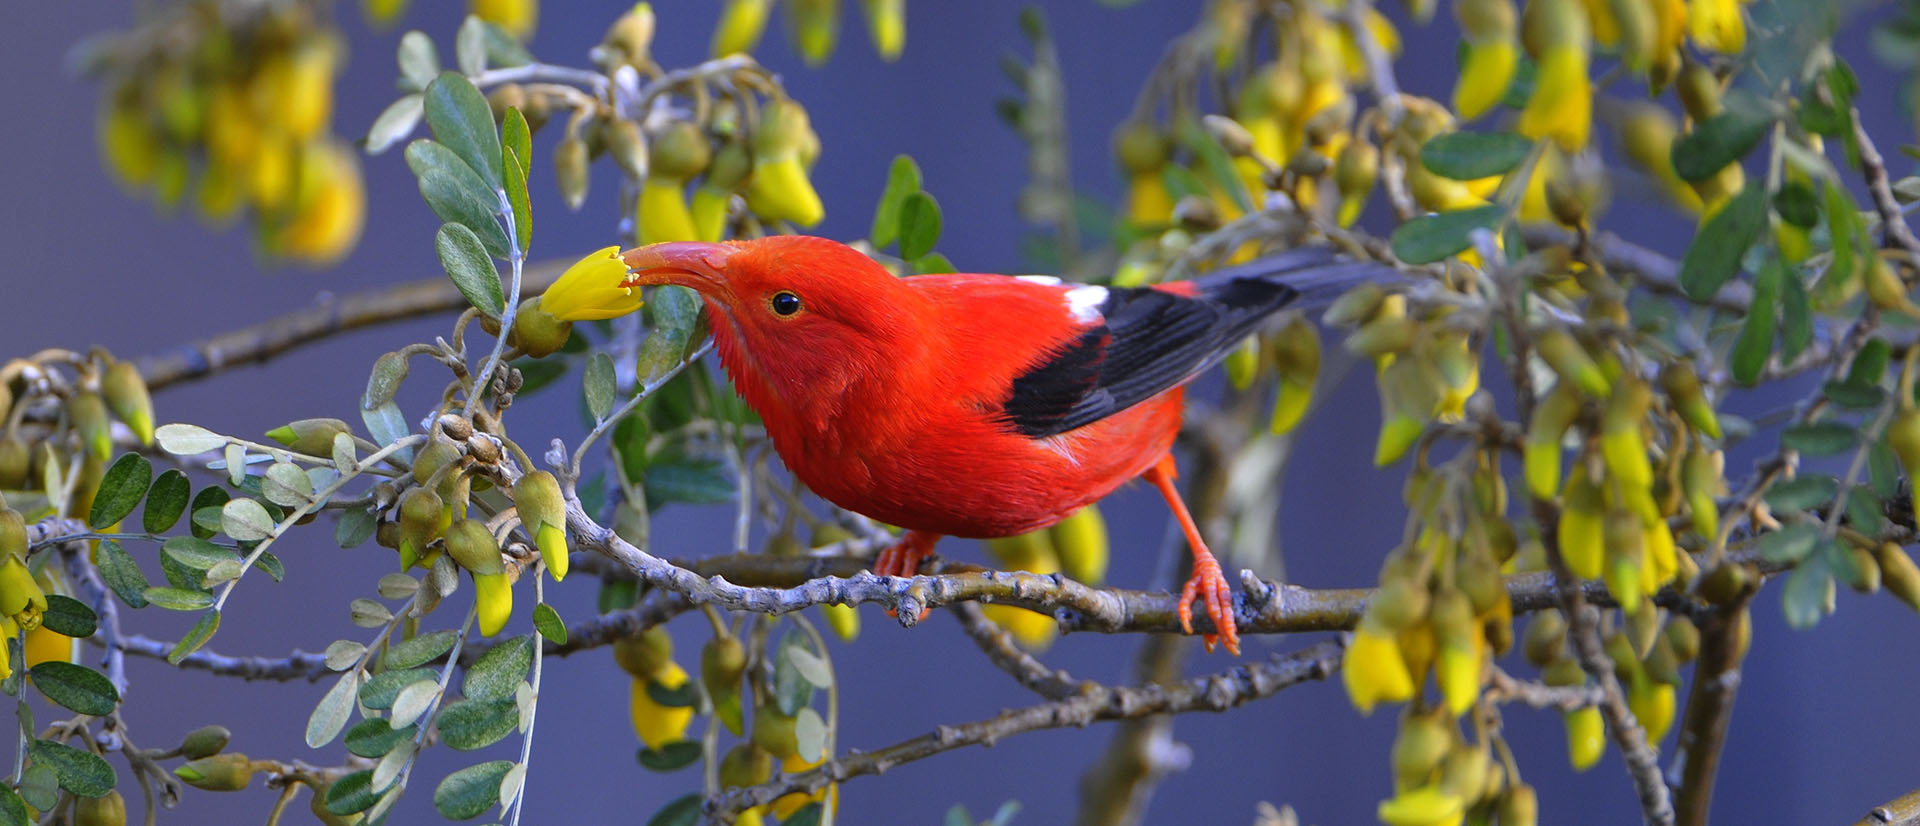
top-left (1664, 614), bottom-right (1699, 662)
top-left (613, 625), bottom-right (673, 679)
top-left (752, 703), bottom-right (800, 759)
top-left (71, 392), bottom-right (113, 461)
top-left (0, 437), bottom-right (26, 490)
top-left (175, 752), bottom-right (254, 791)
top-left (514, 470), bottom-right (569, 581)
top-left (1874, 542), bottom-right (1920, 612)
top-left (701, 635), bottom-right (748, 699)
top-left (1392, 709), bottom-right (1454, 791)
top-left (411, 440), bottom-right (461, 487)
top-left (1521, 609), bottom-right (1567, 667)
top-left (718, 742), bottom-right (774, 789)
top-left (1499, 783), bottom-right (1539, 826)
top-left (444, 519), bottom-right (502, 576)
top-left (1438, 746), bottom-right (1491, 803)
top-left (74, 789), bottom-right (128, 826)
top-left (397, 486), bottom-right (447, 570)
top-left (512, 296), bottom-right (575, 359)
top-left (102, 361), bottom-right (154, 446)
top-left (265, 418), bottom-right (352, 456)
top-left (179, 724), bottom-right (232, 760)
top-left (1676, 63), bottom-right (1722, 122)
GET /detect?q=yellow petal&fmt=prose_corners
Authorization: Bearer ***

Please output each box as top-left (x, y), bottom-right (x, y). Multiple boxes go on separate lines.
top-left (1344, 625), bottom-right (1417, 714)
top-left (1518, 47), bottom-right (1592, 151)
top-left (1453, 41), bottom-right (1517, 120)
top-left (541, 246), bottom-right (644, 321)
top-left (631, 662), bottom-right (695, 749)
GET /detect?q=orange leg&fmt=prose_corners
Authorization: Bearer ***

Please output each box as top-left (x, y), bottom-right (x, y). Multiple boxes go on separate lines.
top-left (873, 530), bottom-right (942, 620)
top-left (1144, 454), bottom-right (1241, 655)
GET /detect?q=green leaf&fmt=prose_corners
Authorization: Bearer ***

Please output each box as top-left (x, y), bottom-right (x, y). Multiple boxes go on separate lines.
top-left (465, 635), bottom-right (533, 702)
top-left (1773, 180), bottom-right (1819, 228)
top-left (39, 595), bottom-right (97, 638)
top-left (0, 785), bottom-right (29, 826)
top-left (29, 663), bottom-right (118, 715)
top-left (95, 541), bottom-right (148, 609)
top-left (1845, 484), bottom-right (1884, 531)
top-left (29, 740), bottom-right (114, 797)
top-left (1672, 106), bottom-right (1773, 182)
top-left (1419, 132), bottom-right (1533, 180)
top-left (437, 699), bottom-right (518, 751)
top-left (142, 587), bottom-right (213, 611)
top-left (436, 223), bottom-right (506, 320)
top-left (345, 718), bottom-right (418, 759)
top-left (434, 760), bottom-right (514, 820)
top-left (644, 459), bottom-right (734, 507)
top-left (1764, 475), bottom-right (1838, 513)
top-left (1825, 183), bottom-right (1864, 299)
top-left (397, 31), bottom-right (440, 91)
top-left (772, 632), bottom-right (817, 716)
top-left (1389, 205), bottom-right (1506, 265)
top-left (644, 793), bottom-right (703, 826)
top-left (163, 536), bottom-right (241, 572)
top-left (336, 506), bottom-right (378, 549)
top-left (532, 603), bottom-right (566, 644)
top-left (1679, 183), bottom-right (1767, 301)
top-left (142, 469), bottom-right (190, 533)
top-left (786, 646), bottom-right (833, 689)
top-left (1871, 440), bottom-right (1902, 499)
top-left (1780, 552), bottom-right (1831, 629)
top-left (406, 140), bottom-right (511, 259)
top-left (187, 486), bottom-right (230, 540)
top-left (473, 17), bottom-right (533, 67)
top-left (15, 764), bottom-right (53, 813)
top-left (585, 353), bottom-right (617, 421)
top-left (359, 668), bottom-right (437, 711)
top-left (795, 706), bottom-right (827, 762)
top-left (154, 423), bottom-right (225, 456)
top-left (455, 16), bottom-right (488, 75)
top-left (385, 630), bottom-right (460, 670)
top-left (1729, 257), bottom-right (1779, 385)
top-left (504, 145), bottom-right (532, 252)
top-left (323, 770), bottom-right (379, 815)
top-left (913, 252), bottom-right (957, 275)
top-left (367, 93), bottom-right (425, 155)
top-left (636, 740), bottom-right (702, 771)
top-left (168, 610), bottom-right (219, 664)
top-left (870, 155), bottom-right (924, 247)
top-left (646, 677), bottom-right (700, 708)
top-left (307, 670), bottom-right (362, 748)
top-left (1758, 523), bottom-right (1821, 564)
top-left (1781, 422), bottom-right (1858, 456)
top-left (1822, 380), bottom-right (1885, 409)
top-left (1780, 271), bottom-right (1813, 363)
top-left (898, 191), bottom-right (944, 261)
top-left (220, 498), bottom-right (275, 542)
top-left (91, 453), bottom-right (153, 530)
top-left (1848, 338), bottom-right (1890, 388)
top-left (503, 108), bottom-right (532, 181)
top-left (423, 72), bottom-right (503, 191)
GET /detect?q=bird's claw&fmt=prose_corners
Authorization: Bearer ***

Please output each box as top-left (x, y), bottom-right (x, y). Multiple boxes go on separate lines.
top-left (1179, 556), bottom-right (1241, 656)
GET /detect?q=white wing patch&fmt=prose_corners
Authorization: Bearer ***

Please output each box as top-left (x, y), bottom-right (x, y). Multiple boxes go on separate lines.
top-left (1015, 275), bottom-right (1063, 286)
top-left (1064, 284), bottom-right (1109, 324)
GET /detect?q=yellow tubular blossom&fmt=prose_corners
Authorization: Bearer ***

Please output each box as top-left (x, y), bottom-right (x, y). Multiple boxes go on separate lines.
top-left (1687, 0), bottom-right (1744, 53)
top-left (470, 0), bottom-right (538, 40)
top-left (1565, 706), bottom-right (1605, 770)
top-left (275, 140), bottom-right (365, 266)
top-left (1453, 0), bottom-right (1519, 120)
top-left (1377, 784), bottom-right (1467, 826)
top-left (631, 662), bottom-right (696, 749)
top-left (541, 246), bottom-right (643, 322)
top-left (1519, 48), bottom-right (1592, 151)
top-left (714, 0), bottom-right (775, 57)
top-left (1344, 621), bottom-right (1417, 714)
top-left (0, 555), bottom-right (47, 633)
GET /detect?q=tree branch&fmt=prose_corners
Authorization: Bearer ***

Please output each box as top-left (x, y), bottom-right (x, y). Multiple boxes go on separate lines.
top-left (1852, 108), bottom-right (1920, 259)
top-left (134, 260), bottom-right (567, 392)
top-left (951, 602), bottom-right (1085, 701)
top-left (703, 640), bottom-right (1346, 823)
top-left (1670, 589), bottom-right (1758, 826)
top-left (1856, 788), bottom-right (1920, 826)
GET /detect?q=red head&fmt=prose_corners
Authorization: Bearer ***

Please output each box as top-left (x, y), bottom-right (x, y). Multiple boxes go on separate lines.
top-left (620, 236), bottom-right (930, 433)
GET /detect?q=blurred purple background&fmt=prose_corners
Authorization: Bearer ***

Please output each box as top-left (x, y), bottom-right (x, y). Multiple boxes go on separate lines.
top-left (4, 2), bottom-right (1918, 824)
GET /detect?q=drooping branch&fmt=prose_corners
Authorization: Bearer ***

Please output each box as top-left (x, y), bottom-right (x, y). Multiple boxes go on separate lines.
top-left (951, 602), bottom-right (1085, 701)
top-left (1669, 587), bottom-right (1757, 826)
top-left (703, 639), bottom-right (1346, 824)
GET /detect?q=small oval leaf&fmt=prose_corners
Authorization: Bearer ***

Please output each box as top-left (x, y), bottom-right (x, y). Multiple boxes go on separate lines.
top-left (89, 453), bottom-right (152, 530)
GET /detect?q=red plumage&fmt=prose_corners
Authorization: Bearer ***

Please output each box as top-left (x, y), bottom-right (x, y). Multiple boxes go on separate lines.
top-left (620, 235), bottom-right (1364, 654)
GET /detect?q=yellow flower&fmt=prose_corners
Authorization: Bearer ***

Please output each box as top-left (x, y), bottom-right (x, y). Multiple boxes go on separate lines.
top-left (541, 247), bottom-right (643, 321)
top-left (1688, 0), bottom-right (1745, 53)
top-left (1376, 784), bottom-right (1466, 826)
top-left (471, 0), bottom-right (538, 40)
top-left (276, 140), bottom-right (366, 266)
top-left (1518, 46), bottom-right (1591, 151)
top-left (1453, 41), bottom-right (1516, 121)
top-left (0, 555), bottom-right (46, 633)
top-left (1343, 623), bottom-right (1416, 714)
top-left (1565, 706), bottom-right (1605, 770)
top-left (24, 626), bottom-right (75, 669)
top-left (631, 662), bottom-right (695, 749)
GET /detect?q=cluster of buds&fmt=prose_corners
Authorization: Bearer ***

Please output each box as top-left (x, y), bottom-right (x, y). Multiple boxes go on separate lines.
top-left (980, 504), bottom-right (1109, 649)
top-left (1, 353), bottom-right (155, 528)
top-left (712, 0), bottom-right (908, 65)
top-left (358, 413), bottom-right (567, 636)
top-left (0, 509), bottom-right (49, 671)
top-left (1342, 459), bottom-right (1515, 718)
top-left (1322, 284), bottom-right (1481, 466)
top-left (83, 3), bottom-right (363, 264)
top-left (1378, 708), bottom-right (1536, 826)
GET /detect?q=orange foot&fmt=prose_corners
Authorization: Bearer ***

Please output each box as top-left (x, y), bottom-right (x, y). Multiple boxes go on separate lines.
top-left (873, 530), bottom-right (941, 620)
top-left (1179, 551), bottom-right (1241, 656)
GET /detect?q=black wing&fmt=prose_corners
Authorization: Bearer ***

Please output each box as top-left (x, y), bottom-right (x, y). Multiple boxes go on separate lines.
top-left (1001, 246), bottom-right (1391, 438)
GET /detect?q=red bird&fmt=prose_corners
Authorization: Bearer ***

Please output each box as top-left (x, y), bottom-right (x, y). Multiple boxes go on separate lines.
top-left (610, 236), bottom-right (1376, 654)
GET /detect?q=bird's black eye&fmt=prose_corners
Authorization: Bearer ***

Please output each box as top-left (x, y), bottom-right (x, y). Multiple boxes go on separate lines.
top-left (770, 291), bottom-right (802, 316)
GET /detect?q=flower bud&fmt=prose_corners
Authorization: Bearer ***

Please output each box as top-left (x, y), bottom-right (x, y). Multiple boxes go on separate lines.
top-left (445, 519), bottom-right (503, 577)
top-left (1874, 542), bottom-right (1920, 612)
top-left (1323, 282), bottom-right (1386, 327)
top-left (1522, 609), bottom-right (1567, 667)
top-left (614, 626), bottom-right (674, 679)
top-left (1603, 509), bottom-right (1646, 613)
top-left (397, 486), bottom-right (448, 570)
top-left (720, 743), bottom-right (775, 789)
top-left (1696, 561), bottom-right (1749, 606)
top-left (1376, 785), bottom-right (1466, 826)
top-left (1565, 706), bottom-right (1605, 770)
top-left (1664, 614), bottom-right (1700, 662)
top-left (1524, 383), bottom-right (1582, 500)
top-left (0, 510), bottom-right (24, 559)
top-left (1268, 316), bottom-right (1321, 434)
top-left (603, 3), bottom-right (657, 68)
top-left (822, 603), bottom-right (860, 641)
top-left (745, 100), bottom-right (825, 227)
top-left (752, 703), bottom-right (801, 759)
top-left (71, 392), bottom-right (113, 462)
top-left (266, 418), bottom-right (352, 456)
top-left (75, 790), bottom-right (127, 826)
top-left (1343, 620), bottom-right (1417, 714)
top-left (712, 0), bottom-right (774, 57)
top-left (606, 118), bottom-right (649, 181)
top-left (1888, 408), bottom-right (1920, 521)
top-left (180, 725), bottom-right (232, 760)
top-left (1392, 709), bottom-right (1453, 791)
top-left (1437, 746), bottom-right (1491, 803)
top-left (701, 635), bottom-right (747, 698)
top-left (631, 662), bottom-right (695, 749)
top-left (1557, 473), bottom-right (1605, 579)
top-left (1536, 329), bottom-right (1610, 397)
top-left (175, 753), bottom-right (254, 791)
top-left (555, 133), bottom-right (590, 210)
top-left (514, 471), bottom-right (569, 581)
top-left (102, 361), bottom-right (154, 446)
top-left (1499, 783), bottom-right (1539, 826)
top-left (1431, 590), bottom-right (1481, 715)
top-left (1628, 677), bottom-right (1676, 743)
top-left (1660, 361), bottom-right (1721, 439)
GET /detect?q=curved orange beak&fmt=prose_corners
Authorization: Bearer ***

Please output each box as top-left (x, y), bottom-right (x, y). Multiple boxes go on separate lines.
top-left (621, 242), bottom-right (739, 298)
